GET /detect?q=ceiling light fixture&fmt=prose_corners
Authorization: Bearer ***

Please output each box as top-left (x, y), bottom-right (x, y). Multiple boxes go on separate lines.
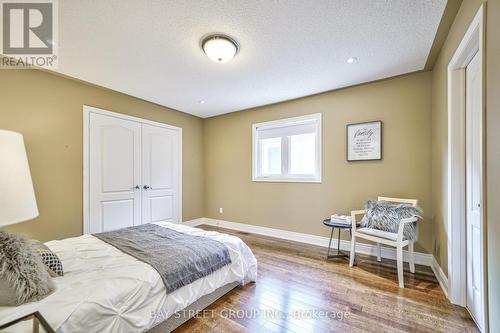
top-left (347, 57), bottom-right (358, 64)
top-left (201, 34), bottom-right (239, 63)
top-left (199, 100), bottom-right (205, 104)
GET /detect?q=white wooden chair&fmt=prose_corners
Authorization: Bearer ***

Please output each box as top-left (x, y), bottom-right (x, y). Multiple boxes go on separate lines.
top-left (349, 196), bottom-right (419, 288)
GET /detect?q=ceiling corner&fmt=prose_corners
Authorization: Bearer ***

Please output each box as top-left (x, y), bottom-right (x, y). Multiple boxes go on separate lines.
top-left (424, 0), bottom-right (463, 71)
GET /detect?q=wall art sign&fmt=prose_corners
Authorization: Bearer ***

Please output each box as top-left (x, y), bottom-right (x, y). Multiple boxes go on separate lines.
top-left (346, 120), bottom-right (382, 161)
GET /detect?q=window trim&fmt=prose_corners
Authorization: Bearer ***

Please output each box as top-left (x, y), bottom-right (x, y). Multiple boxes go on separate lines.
top-left (252, 113), bottom-right (322, 183)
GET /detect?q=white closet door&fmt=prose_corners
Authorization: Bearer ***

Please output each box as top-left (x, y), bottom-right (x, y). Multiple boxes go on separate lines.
top-left (141, 123), bottom-right (180, 224)
top-left (465, 52), bottom-right (484, 330)
top-left (89, 113), bottom-right (142, 233)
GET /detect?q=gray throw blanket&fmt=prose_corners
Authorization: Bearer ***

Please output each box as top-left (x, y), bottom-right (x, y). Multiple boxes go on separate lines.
top-left (360, 200), bottom-right (423, 240)
top-left (94, 224), bottom-right (232, 294)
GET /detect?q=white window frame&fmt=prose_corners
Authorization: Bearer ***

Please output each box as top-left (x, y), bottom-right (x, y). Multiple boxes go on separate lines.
top-left (252, 113), bottom-right (322, 183)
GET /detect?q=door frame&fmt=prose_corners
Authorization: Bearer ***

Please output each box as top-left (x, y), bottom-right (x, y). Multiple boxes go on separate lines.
top-left (447, 4), bottom-right (487, 331)
top-left (83, 105), bottom-right (183, 234)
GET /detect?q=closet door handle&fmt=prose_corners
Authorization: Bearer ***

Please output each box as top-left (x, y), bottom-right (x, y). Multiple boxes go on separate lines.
top-left (143, 185), bottom-right (150, 190)
top-left (134, 185), bottom-right (140, 190)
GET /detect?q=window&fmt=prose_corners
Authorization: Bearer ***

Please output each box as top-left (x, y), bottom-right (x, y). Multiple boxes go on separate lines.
top-left (252, 113), bottom-right (321, 182)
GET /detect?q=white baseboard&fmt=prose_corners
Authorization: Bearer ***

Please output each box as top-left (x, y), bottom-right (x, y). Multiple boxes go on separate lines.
top-left (182, 218), bottom-right (206, 227)
top-left (185, 217), bottom-right (434, 267)
top-left (431, 256), bottom-right (449, 298)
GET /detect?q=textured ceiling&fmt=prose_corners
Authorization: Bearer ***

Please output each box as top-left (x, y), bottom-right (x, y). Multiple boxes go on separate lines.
top-left (56, 0), bottom-right (447, 118)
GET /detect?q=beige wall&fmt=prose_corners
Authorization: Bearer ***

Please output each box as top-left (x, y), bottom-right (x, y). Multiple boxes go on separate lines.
top-left (430, 0), bottom-right (483, 275)
top-left (486, 0), bottom-right (500, 330)
top-left (0, 69), bottom-right (204, 242)
top-left (204, 72), bottom-right (433, 253)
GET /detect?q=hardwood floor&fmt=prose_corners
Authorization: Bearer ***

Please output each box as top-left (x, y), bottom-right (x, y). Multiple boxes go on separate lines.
top-left (174, 225), bottom-right (478, 333)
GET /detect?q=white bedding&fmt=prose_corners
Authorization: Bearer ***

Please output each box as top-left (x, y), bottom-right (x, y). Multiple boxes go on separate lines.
top-left (0, 222), bottom-right (257, 332)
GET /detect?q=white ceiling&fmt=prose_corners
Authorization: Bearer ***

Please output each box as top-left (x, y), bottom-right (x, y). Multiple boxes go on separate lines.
top-left (57, 0), bottom-right (447, 118)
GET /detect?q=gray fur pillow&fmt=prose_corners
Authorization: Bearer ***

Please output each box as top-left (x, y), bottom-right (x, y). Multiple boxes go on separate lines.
top-left (360, 200), bottom-right (423, 240)
top-left (0, 231), bottom-right (54, 306)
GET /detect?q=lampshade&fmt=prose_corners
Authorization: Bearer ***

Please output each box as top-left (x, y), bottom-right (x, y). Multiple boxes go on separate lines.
top-left (202, 35), bottom-right (239, 63)
top-left (0, 130), bottom-right (38, 227)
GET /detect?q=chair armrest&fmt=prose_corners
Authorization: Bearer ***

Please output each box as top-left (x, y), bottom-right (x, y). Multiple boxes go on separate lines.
top-left (397, 216), bottom-right (419, 241)
top-left (401, 216), bottom-right (419, 224)
top-left (350, 209), bottom-right (366, 232)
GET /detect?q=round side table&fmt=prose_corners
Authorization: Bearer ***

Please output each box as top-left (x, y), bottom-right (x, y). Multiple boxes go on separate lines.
top-left (323, 218), bottom-right (358, 261)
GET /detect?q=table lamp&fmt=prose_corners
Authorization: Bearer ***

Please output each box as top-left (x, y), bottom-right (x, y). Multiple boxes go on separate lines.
top-left (0, 130), bottom-right (38, 228)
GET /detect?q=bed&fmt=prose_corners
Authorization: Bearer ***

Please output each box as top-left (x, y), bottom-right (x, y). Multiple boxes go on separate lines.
top-left (0, 222), bottom-right (258, 332)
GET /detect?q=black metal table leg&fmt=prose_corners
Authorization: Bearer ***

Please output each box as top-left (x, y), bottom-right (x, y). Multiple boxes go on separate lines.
top-left (337, 228), bottom-right (341, 253)
top-left (326, 227), bottom-right (334, 259)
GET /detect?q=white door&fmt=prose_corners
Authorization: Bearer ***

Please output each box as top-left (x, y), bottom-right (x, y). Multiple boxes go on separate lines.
top-left (89, 113), bottom-right (142, 233)
top-left (141, 123), bottom-right (181, 224)
top-left (465, 52), bottom-right (484, 330)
